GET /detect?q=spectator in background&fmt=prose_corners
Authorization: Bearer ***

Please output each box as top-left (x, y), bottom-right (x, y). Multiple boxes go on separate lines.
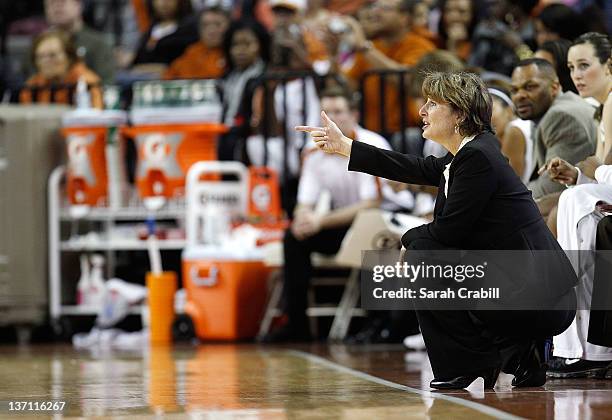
top-left (405, 0), bottom-right (437, 45)
top-left (245, 22), bottom-right (322, 213)
top-left (340, 0), bottom-right (436, 136)
top-left (437, 0), bottom-right (477, 62)
top-left (163, 6), bottom-right (230, 79)
top-left (130, 0), bottom-right (198, 77)
top-left (20, 30), bottom-right (103, 108)
top-left (510, 58), bottom-right (597, 203)
top-left (218, 19), bottom-right (270, 162)
top-left (468, 0), bottom-right (538, 76)
top-left (535, 3), bottom-right (587, 47)
top-left (42, 0), bottom-right (115, 83)
top-left (535, 39), bottom-right (578, 93)
top-left (262, 86), bottom-right (392, 343)
top-left (269, 0), bottom-right (330, 75)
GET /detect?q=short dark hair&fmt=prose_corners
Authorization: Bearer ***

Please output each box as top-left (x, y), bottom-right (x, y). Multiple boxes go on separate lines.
top-left (422, 71), bottom-right (493, 137)
top-left (319, 85), bottom-right (358, 110)
top-left (222, 19), bottom-right (271, 71)
top-left (514, 0), bottom-right (538, 16)
top-left (515, 58), bottom-right (559, 82)
top-left (537, 4), bottom-right (586, 43)
top-left (146, 0), bottom-right (193, 22)
top-left (537, 39), bottom-right (576, 93)
top-left (572, 32), bottom-right (611, 65)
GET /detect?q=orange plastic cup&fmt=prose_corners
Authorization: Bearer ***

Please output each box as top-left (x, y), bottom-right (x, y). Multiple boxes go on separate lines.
top-left (146, 271), bottom-right (177, 344)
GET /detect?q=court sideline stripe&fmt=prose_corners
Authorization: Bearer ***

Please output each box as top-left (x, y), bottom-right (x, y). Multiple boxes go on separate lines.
top-left (290, 350), bottom-right (523, 420)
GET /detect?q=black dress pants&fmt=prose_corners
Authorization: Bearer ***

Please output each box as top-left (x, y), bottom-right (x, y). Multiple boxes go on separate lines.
top-left (405, 238), bottom-right (576, 379)
top-left (282, 226), bottom-right (349, 326)
top-left (588, 216), bottom-right (612, 346)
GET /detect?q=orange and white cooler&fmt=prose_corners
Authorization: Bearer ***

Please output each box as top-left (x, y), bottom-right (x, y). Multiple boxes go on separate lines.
top-left (122, 123), bottom-right (226, 199)
top-left (125, 80), bottom-right (226, 199)
top-left (182, 246), bottom-right (271, 340)
top-left (61, 110), bottom-right (127, 206)
top-left (182, 161), bottom-right (275, 340)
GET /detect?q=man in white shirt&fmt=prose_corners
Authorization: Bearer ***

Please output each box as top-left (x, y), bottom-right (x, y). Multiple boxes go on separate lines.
top-left (262, 86), bottom-right (390, 342)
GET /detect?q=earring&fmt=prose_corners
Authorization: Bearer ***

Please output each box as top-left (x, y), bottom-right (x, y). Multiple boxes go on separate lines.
top-left (454, 125), bottom-right (459, 134)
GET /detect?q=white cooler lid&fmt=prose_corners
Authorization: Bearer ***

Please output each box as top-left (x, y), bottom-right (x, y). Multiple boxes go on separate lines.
top-left (130, 105), bottom-right (222, 125)
top-left (182, 245), bottom-right (266, 261)
top-left (63, 109), bottom-right (127, 127)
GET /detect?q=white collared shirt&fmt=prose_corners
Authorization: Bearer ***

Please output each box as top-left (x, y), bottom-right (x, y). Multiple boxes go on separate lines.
top-left (443, 135), bottom-right (476, 197)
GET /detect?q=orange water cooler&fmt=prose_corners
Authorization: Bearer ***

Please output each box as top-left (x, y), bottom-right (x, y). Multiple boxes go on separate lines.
top-left (181, 161), bottom-right (284, 340)
top-left (62, 110), bottom-right (127, 206)
top-left (182, 248), bottom-right (271, 340)
top-left (126, 79), bottom-right (226, 199)
top-left (121, 123), bottom-right (226, 199)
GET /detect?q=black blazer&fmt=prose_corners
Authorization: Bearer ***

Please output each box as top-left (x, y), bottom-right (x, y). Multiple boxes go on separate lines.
top-left (348, 132), bottom-right (577, 301)
top-left (132, 20), bottom-right (199, 66)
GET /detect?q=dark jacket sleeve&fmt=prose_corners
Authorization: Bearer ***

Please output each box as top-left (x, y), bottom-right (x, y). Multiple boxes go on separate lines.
top-left (347, 140), bottom-right (449, 186)
top-left (403, 148), bottom-right (497, 247)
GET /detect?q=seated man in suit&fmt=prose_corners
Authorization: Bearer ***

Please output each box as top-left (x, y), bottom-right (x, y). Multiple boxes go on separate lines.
top-left (510, 58), bottom-right (597, 207)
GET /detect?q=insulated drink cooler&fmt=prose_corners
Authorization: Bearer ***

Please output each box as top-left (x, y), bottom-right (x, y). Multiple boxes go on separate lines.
top-left (127, 79), bottom-right (226, 199)
top-left (61, 110), bottom-right (127, 206)
top-left (182, 249), bottom-right (271, 340)
top-left (122, 123), bottom-right (227, 199)
top-left (182, 162), bottom-right (272, 340)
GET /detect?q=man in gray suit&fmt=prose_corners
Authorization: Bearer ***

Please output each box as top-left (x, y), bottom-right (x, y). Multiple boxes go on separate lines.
top-left (510, 58), bottom-right (597, 201)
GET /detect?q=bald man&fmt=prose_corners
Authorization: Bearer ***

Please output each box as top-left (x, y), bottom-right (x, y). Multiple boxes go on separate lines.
top-left (510, 58), bottom-right (597, 200)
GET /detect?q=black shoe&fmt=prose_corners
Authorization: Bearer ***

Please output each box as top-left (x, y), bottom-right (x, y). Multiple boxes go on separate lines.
top-left (259, 323), bottom-right (312, 343)
top-left (430, 367), bottom-right (500, 390)
top-left (511, 340), bottom-right (549, 387)
top-left (546, 358), bottom-right (611, 379)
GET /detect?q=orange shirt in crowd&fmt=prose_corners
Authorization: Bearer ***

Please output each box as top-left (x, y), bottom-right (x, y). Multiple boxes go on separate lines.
top-left (163, 42), bottom-right (226, 79)
top-left (20, 62), bottom-right (104, 109)
top-left (346, 31), bottom-right (436, 133)
top-left (412, 26), bottom-right (439, 47)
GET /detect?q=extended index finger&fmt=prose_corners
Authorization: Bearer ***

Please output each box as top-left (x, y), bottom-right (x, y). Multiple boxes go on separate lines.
top-left (295, 125), bottom-right (325, 133)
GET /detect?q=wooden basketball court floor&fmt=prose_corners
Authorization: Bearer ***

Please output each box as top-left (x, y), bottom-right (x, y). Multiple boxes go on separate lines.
top-left (1, 343), bottom-right (612, 419)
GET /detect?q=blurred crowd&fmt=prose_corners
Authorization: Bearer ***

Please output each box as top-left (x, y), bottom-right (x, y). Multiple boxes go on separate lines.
top-left (1, 0), bottom-right (612, 379)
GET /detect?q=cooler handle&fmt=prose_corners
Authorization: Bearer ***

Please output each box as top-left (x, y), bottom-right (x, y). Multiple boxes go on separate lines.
top-left (190, 265), bottom-right (219, 287)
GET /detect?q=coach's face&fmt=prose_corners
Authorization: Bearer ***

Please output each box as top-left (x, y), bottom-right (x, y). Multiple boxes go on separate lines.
top-left (419, 97), bottom-right (460, 143)
top-left (511, 64), bottom-right (559, 121)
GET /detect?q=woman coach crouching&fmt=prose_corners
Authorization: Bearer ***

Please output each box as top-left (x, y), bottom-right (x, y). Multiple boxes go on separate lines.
top-left (296, 72), bottom-right (577, 390)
